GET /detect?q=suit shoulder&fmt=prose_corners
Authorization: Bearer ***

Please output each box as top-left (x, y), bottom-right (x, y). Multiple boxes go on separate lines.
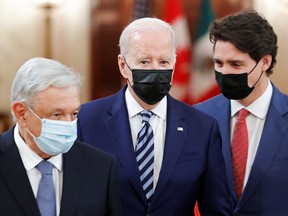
top-left (170, 97), bottom-right (218, 124)
top-left (0, 128), bottom-right (15, 152)
top-left (194, 94), bottom-right (223, 108)
top-left (79, 88), bottom-right (126, 119)
top-left (272, 84), bottom-right (288, 101)
top-left (193, 94), bottom-right (226, 113)
top-left (78, 94), bottom-right (117, 121)
top-left (81, 94), bottom-right (115, 110)
top-left (72, 141), bottom-right (116, 162)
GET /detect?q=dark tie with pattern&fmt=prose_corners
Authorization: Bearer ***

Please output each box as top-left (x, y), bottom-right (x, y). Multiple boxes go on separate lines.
top-left (231, 108), bottom-right (250, 200)
top-left (36, 160), bottom-right (56, 216)
top-left (135, 110), bottom-right (154, 204)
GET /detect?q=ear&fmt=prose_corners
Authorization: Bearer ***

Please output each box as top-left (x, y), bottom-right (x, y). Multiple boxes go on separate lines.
top-left (118, 54), bottom-right (129, 79)
top-left (12, 101), bottom-right (28, 127)
top-left (261, 54), bottom-right (272, 72)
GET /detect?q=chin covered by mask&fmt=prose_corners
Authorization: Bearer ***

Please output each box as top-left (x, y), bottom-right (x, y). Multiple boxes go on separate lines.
top-left (124, 58), bottom-right (173, 105)
top-left (26, 107), bottom-right (77, 155)
top-left (132, 69), bottom-right (173, 105)
top-left (215, 62), bottom-right (263, 100)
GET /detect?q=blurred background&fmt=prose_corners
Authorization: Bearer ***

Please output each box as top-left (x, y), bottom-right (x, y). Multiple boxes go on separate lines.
top-left (1, 0), bottom-right (288, 132)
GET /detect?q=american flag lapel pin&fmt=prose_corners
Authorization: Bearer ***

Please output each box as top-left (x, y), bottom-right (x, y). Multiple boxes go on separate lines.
top-left (177, 127), bottom-right (184, 132)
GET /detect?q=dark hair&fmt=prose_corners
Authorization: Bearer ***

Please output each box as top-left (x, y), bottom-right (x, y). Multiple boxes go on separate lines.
top-left (209, 9), bottom-right (278, 76)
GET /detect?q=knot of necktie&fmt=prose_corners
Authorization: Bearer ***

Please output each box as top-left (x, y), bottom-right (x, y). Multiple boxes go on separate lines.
top-left (141, 110), bottom-right (153, 123)
top-left (237, 108), bottom-right (250, 120)
top-left (37, 160), bottom-right (53, 175)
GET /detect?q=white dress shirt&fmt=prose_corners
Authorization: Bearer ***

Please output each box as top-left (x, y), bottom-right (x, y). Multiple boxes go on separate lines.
top-left (14, 124), bottom-right (63, 216)
top-left (230, 81), bottom-right (273, 191)
top-left (125, 89), bottom-right (167, 189)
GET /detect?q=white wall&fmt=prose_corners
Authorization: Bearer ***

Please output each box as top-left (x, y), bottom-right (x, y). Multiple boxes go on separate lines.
top-left (1, 0), bottom-right (288, 115)
top-left (0, 0), bottom-right (91, 113)
top-left (254, 0), bottom-right (288, 93)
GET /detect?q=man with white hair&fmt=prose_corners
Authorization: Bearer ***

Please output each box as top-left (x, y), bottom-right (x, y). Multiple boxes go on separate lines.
top-left (0, 57), bottom-right (120, 215)
top-left (77, 17), bottom-right (231, 215)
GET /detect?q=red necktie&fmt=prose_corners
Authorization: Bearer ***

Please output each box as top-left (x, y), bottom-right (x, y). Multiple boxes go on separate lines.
top-left (231, 108), bottom-right (250, 200)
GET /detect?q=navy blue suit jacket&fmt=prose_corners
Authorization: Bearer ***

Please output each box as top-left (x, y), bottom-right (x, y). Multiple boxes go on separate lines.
top-left (0, 127), bottom-right (120, 216)
top-left (77, 86), bottom-right (231, 216)
top-left (195, 85), bottom-right (288, 215)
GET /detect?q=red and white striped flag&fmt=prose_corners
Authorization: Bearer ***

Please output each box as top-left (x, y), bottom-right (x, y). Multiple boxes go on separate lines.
top-left (163, 1), bottom-right (200, 215)
top-left (163, 0), bottom-right (192, 104)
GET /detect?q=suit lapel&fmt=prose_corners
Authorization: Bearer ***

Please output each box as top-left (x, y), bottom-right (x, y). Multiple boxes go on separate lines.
top-left (59, 143), bottom-right (82, 215)
top-left (0, 128), bottom-right (40, 215)
top-left (210, 97), bottom-right (237, 202)
top-left (105, 88), bottom-right (147, 203)
top-left (152, 96), bottom-right (187, 202)
top-left (237, 87), bottom-right (288, 209)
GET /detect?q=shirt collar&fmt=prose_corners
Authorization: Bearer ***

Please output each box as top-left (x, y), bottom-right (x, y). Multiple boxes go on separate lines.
top-left (125, 88), bottom-right (167, 120)
top-left (14, 123), bottom-right (63, 171)
top-left (231, 80), bottom-right (273, 119)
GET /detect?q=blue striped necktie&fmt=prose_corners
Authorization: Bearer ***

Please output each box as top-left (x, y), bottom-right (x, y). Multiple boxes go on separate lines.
top-left (135, 110), bottom-right (154, 204)
top-left (36, 160), bottom-right (56, 216)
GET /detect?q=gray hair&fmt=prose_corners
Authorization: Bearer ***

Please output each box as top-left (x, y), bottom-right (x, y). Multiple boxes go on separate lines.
top-left (11, 57), bottom-right (81, 108)
top-left (119, 17), bottom-right (176, 62)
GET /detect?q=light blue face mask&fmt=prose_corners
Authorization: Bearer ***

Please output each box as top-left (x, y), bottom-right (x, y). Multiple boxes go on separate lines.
top-left (26, 107), bottom-right (77, 155)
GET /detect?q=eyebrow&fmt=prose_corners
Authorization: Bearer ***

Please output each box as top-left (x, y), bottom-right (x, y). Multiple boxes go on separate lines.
top-left (214, 58), bottom-right (244, 64)
top-left (49, 106), bottom-right (81, 113)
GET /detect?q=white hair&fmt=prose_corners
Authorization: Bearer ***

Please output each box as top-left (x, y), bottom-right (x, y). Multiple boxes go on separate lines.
top-left (119, 17), bottom-right (176, 61)
top-left (11, 57), bottom-right (81, 114)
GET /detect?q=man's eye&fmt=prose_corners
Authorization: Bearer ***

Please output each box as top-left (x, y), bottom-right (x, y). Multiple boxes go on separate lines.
top-left (232, 63), bottom-right (241, 67)
top-left (73, 112), bottom-right (78, 118)
top-left (214, 60), bottom-right (223, 67)
top-left (49, 113), bottom-right (61, 120)
top-left (160, 60), bottom-right (169, 64)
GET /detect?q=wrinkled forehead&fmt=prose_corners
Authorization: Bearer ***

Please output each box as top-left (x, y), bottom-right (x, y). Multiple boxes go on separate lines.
top-left (127, 30), bottom-right (175, 61)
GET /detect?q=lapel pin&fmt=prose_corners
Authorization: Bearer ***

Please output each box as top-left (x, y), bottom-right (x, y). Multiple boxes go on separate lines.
top-left (177, 127), bottom-right (184, 132)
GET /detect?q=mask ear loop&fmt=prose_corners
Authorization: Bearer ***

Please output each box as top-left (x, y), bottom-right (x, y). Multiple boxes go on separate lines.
top-left (123, 56), bottom-right (133, 72)
top-left (27, 106), bottom-right (42, 121)
top-left (247, 61), bottom-right (264, 88)
top-left (25, 106), bottom-right (42, 139)
top-left (247, 61), bottom-right (260, 75)
top-left (26, 126), bottom-right (37, 139)
top-left (252, 70), bottom-right (264, 88)
top-left (123, 56), bottom-right (134, 88)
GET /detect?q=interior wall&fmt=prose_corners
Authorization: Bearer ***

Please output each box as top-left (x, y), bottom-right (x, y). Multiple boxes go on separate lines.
top-left (1, 0), bottom-right (288, 131)
top-left (0, 0), bottom-right (91, 113)
top-left (0, 0), bottom-right (43, 113)
top-left (254, 0), bottom-right (288, 93)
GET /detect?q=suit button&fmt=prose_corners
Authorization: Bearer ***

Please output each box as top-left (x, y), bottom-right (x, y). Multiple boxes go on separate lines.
top-left (233, 212), bottom-right (240, 216)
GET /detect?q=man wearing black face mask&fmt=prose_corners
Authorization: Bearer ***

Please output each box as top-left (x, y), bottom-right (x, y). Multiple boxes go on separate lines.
top-left (123, 57), bottom-right (173, 105)
top-left (195, 10), bottom-right (288, 216)
top-left (77, 17), bottom-right (231, 216)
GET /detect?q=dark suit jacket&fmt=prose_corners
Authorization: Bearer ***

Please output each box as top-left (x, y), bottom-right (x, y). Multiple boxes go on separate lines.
top-left (195, 84), bottom-right (288, 216)
top-left (0, 127), bottom-right (120, 216)
top-left (77, 86), bottom-right (231, 216)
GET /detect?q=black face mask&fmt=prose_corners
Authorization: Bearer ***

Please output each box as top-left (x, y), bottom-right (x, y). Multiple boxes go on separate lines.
top-left (131, 69), bottom-right (173, 104)
top-left (124, 59), bottom-right (173, 105)
top-left (215, 62), bottom-right (263, 100)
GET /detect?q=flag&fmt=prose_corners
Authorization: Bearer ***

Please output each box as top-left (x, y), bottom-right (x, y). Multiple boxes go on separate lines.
top-left (187, 0), bottom-right (220, 104)
top-left (163, 0), bottom-right (191, 103)
top-left (164, 2), bottom-right (200, 215)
